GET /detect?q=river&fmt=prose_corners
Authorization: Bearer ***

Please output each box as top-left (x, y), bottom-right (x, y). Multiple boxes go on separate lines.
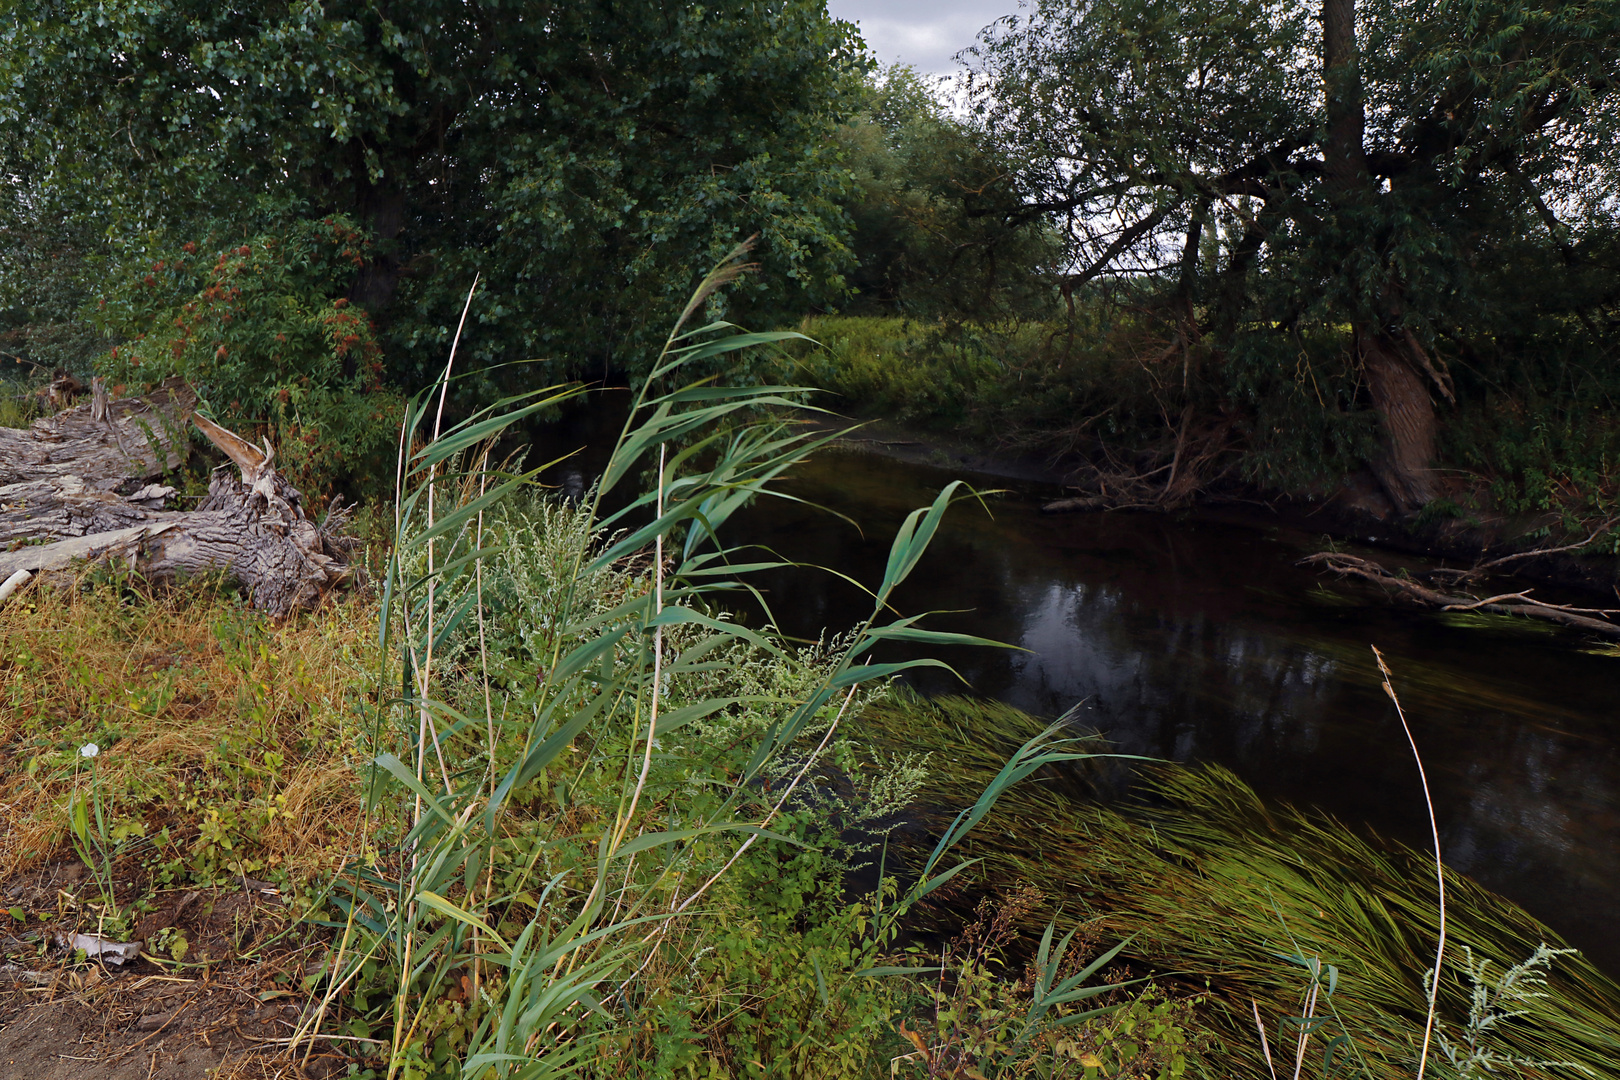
top-left (536, 400), bottom-right (1620, 975)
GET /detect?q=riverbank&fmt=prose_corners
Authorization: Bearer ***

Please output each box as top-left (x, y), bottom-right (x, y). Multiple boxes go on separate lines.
top-left (795, 410), bottom-right (1620, 605)
top-left (777, 315), bottom-right (1620, 604)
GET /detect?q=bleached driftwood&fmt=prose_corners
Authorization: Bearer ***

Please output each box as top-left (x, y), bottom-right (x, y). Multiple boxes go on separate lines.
top-left (0, 380), bottom-right (359, 614)
top-left (0, 375), bottom-right (193, 488)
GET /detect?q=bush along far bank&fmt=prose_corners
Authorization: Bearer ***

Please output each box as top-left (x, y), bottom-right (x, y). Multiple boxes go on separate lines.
top-left (773, 313), bottom-right (1620, 565)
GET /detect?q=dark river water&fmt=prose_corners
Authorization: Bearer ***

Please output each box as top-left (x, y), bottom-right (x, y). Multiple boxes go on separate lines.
top-left (534, 401), bottom-right (1620, 975)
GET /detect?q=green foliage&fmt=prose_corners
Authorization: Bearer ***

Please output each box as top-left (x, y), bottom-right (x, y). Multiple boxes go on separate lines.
top-left (893, 888), bottom-right (1201, 1080)
top-left (1432, 945), bottom-right (1596, 1078)
top-left (0, 208), bottom-right (110, 377)
top-left (591, 844), bottom-right (902, 1080)
top-left (0, 372), bottom-right (44, 429)
top-left (942, 0), bottom-right (1620, 505)
top-left (67, 745), bottom-right (121, 923)
top-left (778, 312), bottom-right (1236, 474)
top-left (0, 0), bottom-right (869, 387)
top-left (964, 0), bottom-right (1620, 336)
top-left (780, 317), bottom-right (1010, 431)
top-left (1443, 394), bottom-right (1620, 532)
top-left (834, 67), bottom-right (1062, 320)
top-left (93, 217), bottom-right (405, 497)
top-left (1255, 942), bottom-right (1600, 1080)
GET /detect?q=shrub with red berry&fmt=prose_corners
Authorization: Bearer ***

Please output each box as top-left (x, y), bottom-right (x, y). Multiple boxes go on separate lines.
top-left (96, 217), bottom-right (403, 498)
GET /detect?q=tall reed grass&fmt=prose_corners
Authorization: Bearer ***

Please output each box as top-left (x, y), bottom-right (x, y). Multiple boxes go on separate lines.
top-left (309, 249), bottom-right (1143, 1079)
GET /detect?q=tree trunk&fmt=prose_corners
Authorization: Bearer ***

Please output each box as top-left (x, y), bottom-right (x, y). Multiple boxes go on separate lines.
top-left (347, 177), bottom-right (408, 307)
top-left (1321, 0), bottom-right (1440, 511)
top-left (1361, 332), bottom-right (1440, 513)
top-left (1321, 0), bottom-right (1367, 198)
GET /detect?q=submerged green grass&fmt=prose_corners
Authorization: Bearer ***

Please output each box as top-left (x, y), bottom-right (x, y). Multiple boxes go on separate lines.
top-left (859, 694), bottom-right (1620, 1080)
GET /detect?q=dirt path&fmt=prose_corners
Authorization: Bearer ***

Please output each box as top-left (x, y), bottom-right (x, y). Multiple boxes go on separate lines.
top-left (0, 866), bottom-right (352, 1080)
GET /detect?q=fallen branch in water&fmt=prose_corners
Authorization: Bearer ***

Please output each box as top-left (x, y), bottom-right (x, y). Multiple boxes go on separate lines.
top-left (1300, 551), bottom-right (1620, 638)
top-left (1421, 517), bottom-right (1620, 586)
top-left (1041, 409), bottom-right (1239, 514)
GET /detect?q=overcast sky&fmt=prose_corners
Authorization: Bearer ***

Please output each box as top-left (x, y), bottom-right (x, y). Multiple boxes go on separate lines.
top-left (825, 0), bottom-right (1025, 75)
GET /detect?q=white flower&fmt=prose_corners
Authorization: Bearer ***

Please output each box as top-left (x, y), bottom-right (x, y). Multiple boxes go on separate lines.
top-left (80, 743), bottom-right (99, 758)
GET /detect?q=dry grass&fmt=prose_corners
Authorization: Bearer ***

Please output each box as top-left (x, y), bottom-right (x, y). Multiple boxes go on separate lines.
top-left (0, 571), bottom-right (379, 887)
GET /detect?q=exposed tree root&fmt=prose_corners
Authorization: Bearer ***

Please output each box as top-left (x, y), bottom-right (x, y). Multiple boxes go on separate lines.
top-left (1041, 409), bottom-right (1238, 513)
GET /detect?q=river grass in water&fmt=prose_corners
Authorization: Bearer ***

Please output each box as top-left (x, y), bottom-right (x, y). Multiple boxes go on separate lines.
top-left (861, 693), bottom-right (1620, 1080)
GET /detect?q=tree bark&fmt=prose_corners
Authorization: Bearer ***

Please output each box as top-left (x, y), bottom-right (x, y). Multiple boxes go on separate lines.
top-left (0, 385), bottom-right (358, 614)
top-left (0, 376), bottom-right (193, 488)
top-left (347, 177), bottom-right (408, 305)
top-left (1322, 0), bottom-right (1367, 198)
top-left (1322, 0), bottom-right (1441, 512)
top-left (1361, 332), bottom-right (1440, 512)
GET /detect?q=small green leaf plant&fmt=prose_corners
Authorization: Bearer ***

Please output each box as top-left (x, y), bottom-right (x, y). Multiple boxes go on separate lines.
top-left (68, 740), bottom-right (123, 930)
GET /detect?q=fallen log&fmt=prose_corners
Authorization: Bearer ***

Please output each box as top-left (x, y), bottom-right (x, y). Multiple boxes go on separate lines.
top-left (0, 375), bottom-right (193, 487)
top-left (1300, 551), bottom-right (1620, 638)
top-left (0, 382), bottom-right (359, 614)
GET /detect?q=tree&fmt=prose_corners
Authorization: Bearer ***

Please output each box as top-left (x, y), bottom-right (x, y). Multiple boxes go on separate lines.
top-left (94, 218), bottom-right (405, 497)
top-left (0, 0), bottom-right (867, 388)
top-left (834, 67), bottom-right (1062, 319)
top-left (963, 0), bottom-right (1620, 511)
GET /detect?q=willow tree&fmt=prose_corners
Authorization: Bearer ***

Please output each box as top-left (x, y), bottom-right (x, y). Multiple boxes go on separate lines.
top-left (0, 0), bottom-right (866, 387)
top-left (965, 0), bottom-right (1619, 511)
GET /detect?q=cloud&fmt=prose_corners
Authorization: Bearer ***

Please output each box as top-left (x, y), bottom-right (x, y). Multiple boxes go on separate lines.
top-left (827, 0), bottom-right (1021, 74)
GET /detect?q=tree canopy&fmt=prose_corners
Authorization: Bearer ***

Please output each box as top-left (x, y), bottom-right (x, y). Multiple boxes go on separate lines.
top-left (833, 66), bottom-right (1062, 319)
top-left (0, 0), bottom-right (867, 387)
top-left (963, 0), bottom-right (1620, 509)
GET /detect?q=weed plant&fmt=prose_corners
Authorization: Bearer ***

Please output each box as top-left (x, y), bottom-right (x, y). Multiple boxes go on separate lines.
top-left (891, 886), bottom-right (1203, 1080)
top-left (0, 371), bottom-right (43, 428)
top-left (314, 252), bottom-right (1188, 1080)
top-left (0, 575), bottom-right (380, 916)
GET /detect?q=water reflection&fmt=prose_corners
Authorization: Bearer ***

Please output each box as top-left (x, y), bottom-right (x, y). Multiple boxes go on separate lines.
top-left (527, 407), bottom-right (1620, 974)
top-left (726, 448), bottom-right (1620, 975)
